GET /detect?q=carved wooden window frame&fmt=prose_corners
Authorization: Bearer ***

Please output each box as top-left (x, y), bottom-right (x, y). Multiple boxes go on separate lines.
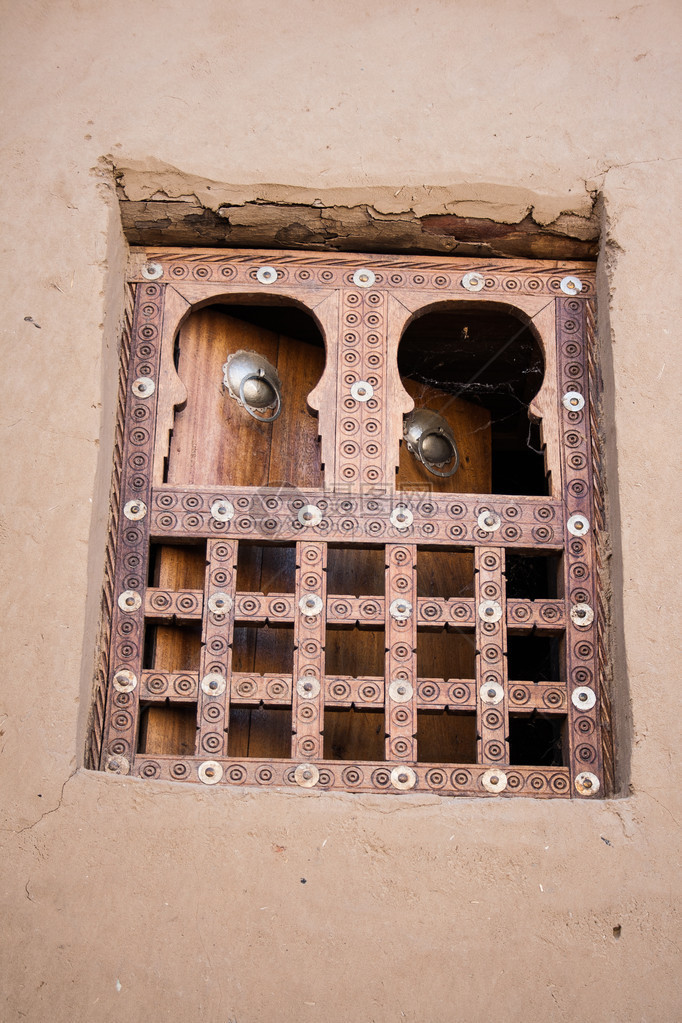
top-left (90, 248), bottom-right (611, 799)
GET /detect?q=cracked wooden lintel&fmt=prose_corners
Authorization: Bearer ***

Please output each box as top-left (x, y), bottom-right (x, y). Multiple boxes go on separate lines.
top-left (113, 162), bottom-right (598, 259)
top-left (120, 197), bottom-right (598, 259)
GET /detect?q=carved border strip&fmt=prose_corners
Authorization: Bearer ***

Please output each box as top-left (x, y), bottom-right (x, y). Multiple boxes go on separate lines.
top-left (138, 671), bottom-right (566, 715)
top-left (385, 545), bottom-right (418, 761)
top-left (292, 541), bottom-right (327, 760)
top-left (150, 486), bottom-right (565, 549)
top-left (99, 283), bottom-right (164, 773)
top-left (144, 587), bottom-right (564, 633)
top-left (557, 296), bottom-right (603, 790)
top-left (132, 754), bottom-right (571, 798)
top-left (475, 547), bottom-right (509, 765)
top-left (196, 539), bottom-right (237, 758)
top-left (587, 298), bottom-right (614, 793)
top-left (87, 281), bottom-right (136, 769)
top-left (133, 248), bottom-right (596, 299)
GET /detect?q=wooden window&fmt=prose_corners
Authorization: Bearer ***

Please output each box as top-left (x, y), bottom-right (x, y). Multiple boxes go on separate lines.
top-left (92, 250), bottom-right (610, 798)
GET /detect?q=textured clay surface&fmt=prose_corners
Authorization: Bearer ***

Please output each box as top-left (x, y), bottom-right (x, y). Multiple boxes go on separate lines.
top-left (1, 2), bottom-right (681, 1021)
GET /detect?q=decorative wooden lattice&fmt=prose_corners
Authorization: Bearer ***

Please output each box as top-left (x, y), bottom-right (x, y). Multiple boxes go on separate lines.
top-left (97, 249), bottom-right (605, 798)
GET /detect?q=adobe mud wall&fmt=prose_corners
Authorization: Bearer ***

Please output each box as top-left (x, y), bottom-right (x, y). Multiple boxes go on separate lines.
top-left (1, 2), bottom-right (680, 1021)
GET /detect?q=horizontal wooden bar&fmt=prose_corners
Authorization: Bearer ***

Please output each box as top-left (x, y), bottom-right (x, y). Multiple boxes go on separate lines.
top-left (146, 587), bottom-right (562, 632)
top-left (416, 679), bottom-right (477, 711)
top-left (144, 588), bottom-right (202, 620)
top-left (507, 681), bottom-right (567, 713)
top-left (138, 671), bottom-right (566, 718)
top-left (417, 598), bottom-right (475, 628)
top-left (140, 670), bottom-right (199, 701)
top-left (234, 593), bottom-right (294, 623)
top-left (507, 600), bottom-right (566, 632)
top-left (129, 247), bottom-right (596, 292)
top-left (132, 753), bottom-right (571, 797)
top-left (150, 485), bottom-right (565, 550)
top-left (231, 673), bottom-right (292, 704)
top-left (325, 676), bottom-right (384, 708)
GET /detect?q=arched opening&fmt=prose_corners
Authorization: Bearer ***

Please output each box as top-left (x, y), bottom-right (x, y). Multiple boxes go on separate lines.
top-left (397, 302), bottom-right (546, 497)
top-left (166, 300), bottom-right (326, 489)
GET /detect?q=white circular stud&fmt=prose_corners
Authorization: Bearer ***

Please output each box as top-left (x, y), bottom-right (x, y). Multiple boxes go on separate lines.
top-left (390, 766), bottom-right (416, 790)
top-left (141, 262), bottom-right (163, 281)
top-left (390, 505), bottom-right (413, 530)
top-left (560, 275), bottom-right (583, 295)
top-left (299, 593), bottom-right (323, 617)
top-left (388, 679), bottom-right (413, 703)
top-left (201, 672), bottom-right (227, 696)
top-left (480, 681), bottom-right (504, 705)
top-left (570, 603), bottom-right (594, 628)
top-left (295, 763), bottom-right (320, 788)
top-left (481, 768), bottom-right (508, 793)
top-left (477, 510), bottom-right (501, 533)
top-left (118, 590), bottom-right (142, 612)
top-left (198, 760), bottom-right (223, 785)
top-left (296, 676), bottom-right (321, 699)
top-left (352, 268), bottom-right (375, 288)
top-left (104, 754), bottom-right (130, 775)
top-left (389, 598), bottom-right (413, 621)
top-left (298, 504), bottom-right (322, 527)
top-left (575, 771), bottom-right (600, 796)
top-left (256, 265), bottom-right (278, 284)
top-left (562, 390), bottom-right (585, 412)
top-left (210, 499), bottom-right (234, 523)
top-left (572, 687), bottom-right (596, 711)
top-left (123, 499), bottom-right (147, 521)
top-left (350, 380), bottom-right (374, 402)
top-left (113, 669), bottom-right (137, 693)
top-left (567, 514), bottom-right (590, 536)
top-left (208, 592), bottom-right (233, 615)
top-left (132, 376), bottom-right (155, 399)
top-left (478, 600), bottom-right (502, 623)
top-left (461, 271), bottom-right (485, 292)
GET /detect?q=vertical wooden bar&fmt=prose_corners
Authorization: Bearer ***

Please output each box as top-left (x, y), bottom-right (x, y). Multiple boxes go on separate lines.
top-left (100, 282), bottom-right (164, 774)
top-left (292, 541), bottom-right (327, 760)
top-left (336, 285), bottom-right (389, 494)
top-left (474, 546), bottom-right (509, 765)
top-left (385, 544), bottom-right (418, 761)
top-left (556, 295), bottom-right (603, 794)
top-left (196, 538), bottom-right (237, 759)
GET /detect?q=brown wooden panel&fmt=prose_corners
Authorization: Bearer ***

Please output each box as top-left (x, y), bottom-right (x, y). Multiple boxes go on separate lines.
top-left (169, 310), bottom-right (278, 487)
top-left (326, 546), bottom-right (384, 595)
top-left (323, 708), bottom-right (385, 762)
top-left (416, 710), bottom-right (477, 764)
top-left (235, 543), bottom-right (297, 595)
top-left (269, 336), bottom-right (324, 488)
top-left (138, 705), bottom-right (197, 756)
top-left (397, 377), bottom-right (491, 495)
